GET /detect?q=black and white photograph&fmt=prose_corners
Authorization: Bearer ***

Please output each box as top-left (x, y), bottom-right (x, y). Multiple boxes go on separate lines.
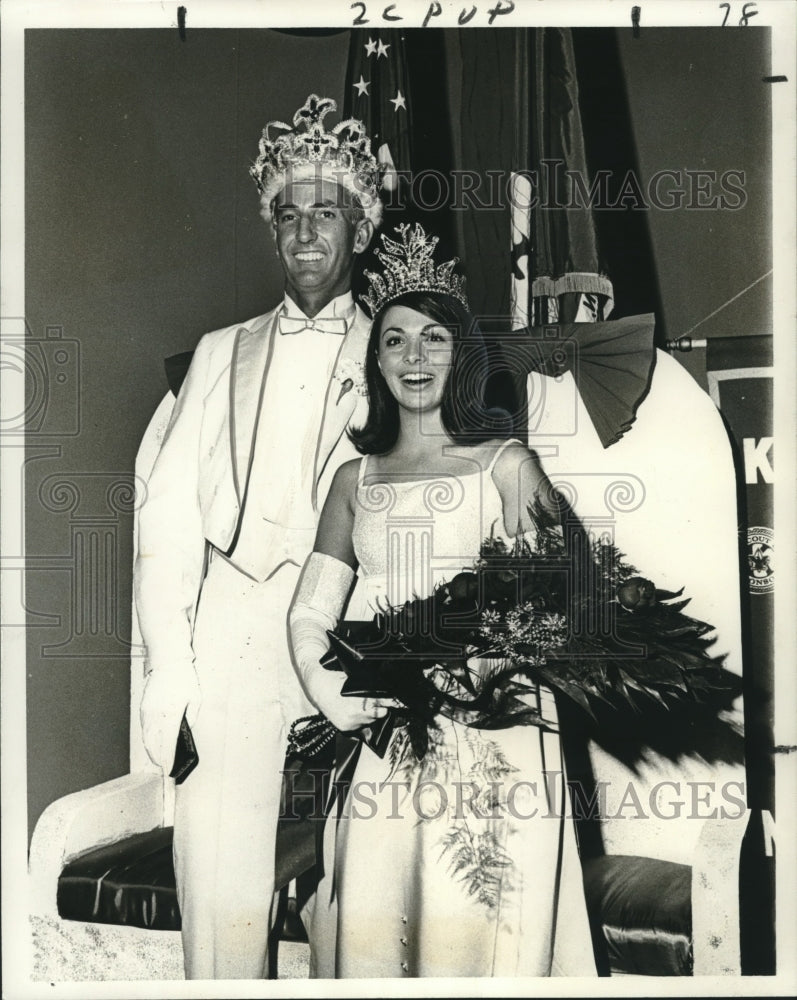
top-left (1, 1), bottom-right (795, 996)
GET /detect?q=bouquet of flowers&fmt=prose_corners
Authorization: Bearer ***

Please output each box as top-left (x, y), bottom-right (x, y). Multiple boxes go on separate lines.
top-left (289, 508), bottom-right (741, 766)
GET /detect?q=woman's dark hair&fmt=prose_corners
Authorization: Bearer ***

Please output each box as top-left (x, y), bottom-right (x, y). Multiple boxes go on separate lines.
top-left (349, 290), bottom-right (509, 455)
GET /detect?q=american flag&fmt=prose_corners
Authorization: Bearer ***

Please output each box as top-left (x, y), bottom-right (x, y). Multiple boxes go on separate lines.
top-left (344, 29), bottom-right (412, 200)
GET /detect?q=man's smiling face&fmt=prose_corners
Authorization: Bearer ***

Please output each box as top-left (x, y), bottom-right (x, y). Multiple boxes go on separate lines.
top-left (273, 178), bottom-right (371, 315)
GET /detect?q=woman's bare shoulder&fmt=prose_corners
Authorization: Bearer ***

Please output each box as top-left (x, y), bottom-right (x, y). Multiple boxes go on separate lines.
top-left (331, 457), bottom-right (362, 492)
top-left (324, 458), bottom-right (363, 511)
top-left (490, 438), bottom-right (540, 476)
top-left (490, 440), bottom-right (552, 509)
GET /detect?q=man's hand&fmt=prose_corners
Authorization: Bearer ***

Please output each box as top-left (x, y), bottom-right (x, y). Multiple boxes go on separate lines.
top-left (140, 663), bottom-right (202, 770)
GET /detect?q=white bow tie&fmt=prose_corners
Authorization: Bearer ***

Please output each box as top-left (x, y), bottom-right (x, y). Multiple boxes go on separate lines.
top-left (278, 314), bottom-right (348, 336)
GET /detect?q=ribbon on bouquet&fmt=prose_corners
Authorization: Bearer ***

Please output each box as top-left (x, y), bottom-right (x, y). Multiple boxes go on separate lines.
top-left (316, 619), bottom-right (547, 803)
top-left (325, 624), bottom-right (547, 745)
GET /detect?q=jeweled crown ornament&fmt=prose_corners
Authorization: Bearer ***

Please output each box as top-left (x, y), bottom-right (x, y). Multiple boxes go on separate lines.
top-left (250, 94), bottom-right (383, 225)
top-left (361, 223), bottom-right (469, 317)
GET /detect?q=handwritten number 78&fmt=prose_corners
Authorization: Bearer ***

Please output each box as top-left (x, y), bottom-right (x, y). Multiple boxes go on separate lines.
top-left (719, 2), bottom-right (759, 26)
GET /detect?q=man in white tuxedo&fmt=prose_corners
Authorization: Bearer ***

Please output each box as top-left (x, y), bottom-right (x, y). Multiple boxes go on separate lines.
top-left (134, 94), bottom-right (380, 979)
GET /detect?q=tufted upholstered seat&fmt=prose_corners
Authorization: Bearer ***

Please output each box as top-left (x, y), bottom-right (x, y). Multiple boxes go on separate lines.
top-left (55, 833), bottom-right (694, 977)
top-left (55, 812), bottom-right (316, 977)
top-left (582, 854), bottom-right (692, 975)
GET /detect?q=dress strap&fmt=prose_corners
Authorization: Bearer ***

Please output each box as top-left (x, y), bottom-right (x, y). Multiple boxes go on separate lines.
top-left (485, 437), bottom-right (524, 477)
top-left (357, 454), bottom-right (370, 485)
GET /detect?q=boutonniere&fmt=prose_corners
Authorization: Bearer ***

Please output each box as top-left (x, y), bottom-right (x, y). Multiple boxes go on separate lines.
top-left (333, 358), bottom-right (367, 404)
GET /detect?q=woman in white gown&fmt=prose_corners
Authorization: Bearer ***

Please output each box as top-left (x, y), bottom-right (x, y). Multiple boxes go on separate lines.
top-left (289, 225), bottom-right (597, 979)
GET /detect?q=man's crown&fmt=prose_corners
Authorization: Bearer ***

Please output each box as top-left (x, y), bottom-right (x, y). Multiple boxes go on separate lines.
top-left (361, 223), bottom-right (469, 317)
top-left (250, 94), bottom-right (382, 223)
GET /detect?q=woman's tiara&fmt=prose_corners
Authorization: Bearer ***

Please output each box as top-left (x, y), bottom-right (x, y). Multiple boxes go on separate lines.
top-left (361, 223), bottom-right (469, 317)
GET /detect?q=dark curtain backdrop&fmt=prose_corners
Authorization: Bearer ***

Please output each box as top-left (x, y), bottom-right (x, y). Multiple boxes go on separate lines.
top-left (451, 28), bottom-right (611, 325)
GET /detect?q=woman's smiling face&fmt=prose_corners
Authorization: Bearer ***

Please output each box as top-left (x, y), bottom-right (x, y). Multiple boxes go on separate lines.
top-left (376, 304), bottom-right (455, 413)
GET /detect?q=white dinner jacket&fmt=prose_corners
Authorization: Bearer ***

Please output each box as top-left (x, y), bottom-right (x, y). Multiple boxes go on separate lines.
top-left (134, 302), bottom-right (371, 677)
top-left (192, 302), bottom-right (370, 551)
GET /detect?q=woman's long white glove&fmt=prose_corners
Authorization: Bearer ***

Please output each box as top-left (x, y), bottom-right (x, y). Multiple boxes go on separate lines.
top-left (289, 552), bottom-right (395, 732)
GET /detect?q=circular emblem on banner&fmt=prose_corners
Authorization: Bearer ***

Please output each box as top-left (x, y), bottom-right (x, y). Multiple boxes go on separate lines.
top-left (747, 526), bottom-right (774, 594)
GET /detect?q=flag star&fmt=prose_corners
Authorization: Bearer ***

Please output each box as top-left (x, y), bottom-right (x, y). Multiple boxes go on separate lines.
top-left (364, 37), bottom-right (377, 56)
top-left (353, 75), bottom-right (370, 97)
top-left (376, 39), bottom-right (390, 59)
top-left (389, 89), bottom-right (407, 111)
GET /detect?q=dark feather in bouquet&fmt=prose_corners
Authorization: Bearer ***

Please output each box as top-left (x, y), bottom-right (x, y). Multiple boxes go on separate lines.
top-left (318, 500), bottom-right (742, 764)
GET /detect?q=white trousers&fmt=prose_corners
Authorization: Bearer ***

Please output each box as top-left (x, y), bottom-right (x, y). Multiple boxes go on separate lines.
top-left (173, 554), bottom-right (311, 979)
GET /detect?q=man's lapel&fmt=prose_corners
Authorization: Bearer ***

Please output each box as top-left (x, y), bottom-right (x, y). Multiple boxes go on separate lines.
top-left (230, 309), bottom-right (279, 503)
top-left (311, 305), bottom-right (371, 506)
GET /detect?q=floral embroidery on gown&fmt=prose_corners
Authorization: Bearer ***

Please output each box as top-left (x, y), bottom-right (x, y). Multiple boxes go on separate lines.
top-left (305, 441), bottom-right (598, 979)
